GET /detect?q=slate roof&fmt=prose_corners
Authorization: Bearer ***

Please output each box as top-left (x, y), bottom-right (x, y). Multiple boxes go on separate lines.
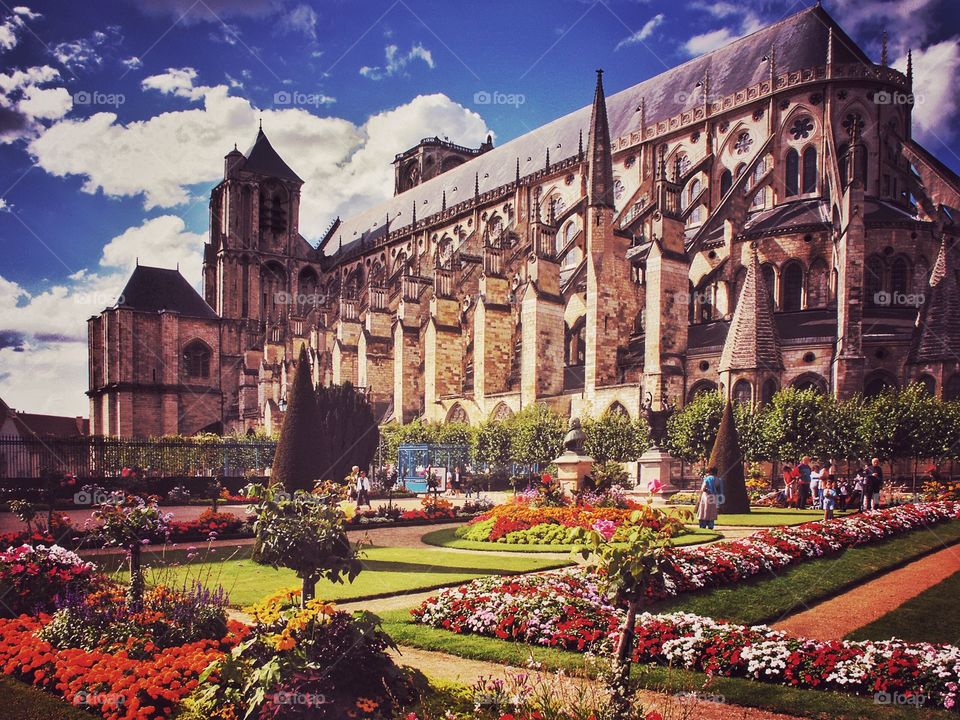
top-left (326, 5), bottom-right (868, 257)
top-left (719, 244), bottom-right (783, 372)
top-left (10, 412), bottom-right (88, 437)
top-left (242, 128), bottom-right (303, 183)
top-left (908, 237), bottom-right (960, 363)
top-left (116, 266), bottom-right (218, 319)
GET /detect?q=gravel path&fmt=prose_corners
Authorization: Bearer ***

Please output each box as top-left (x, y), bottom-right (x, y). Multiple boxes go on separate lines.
top-left (388, 646), bottom-right (808, 720)
top-left (772, 542), bottom-right (960, 641)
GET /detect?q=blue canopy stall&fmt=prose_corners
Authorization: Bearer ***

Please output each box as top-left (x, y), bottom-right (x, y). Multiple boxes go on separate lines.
top-left (396, 443), bottom-right (471, 493)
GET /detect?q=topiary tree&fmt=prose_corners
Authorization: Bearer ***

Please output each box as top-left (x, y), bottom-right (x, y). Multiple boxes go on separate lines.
top-left (761, 387), bottom-right (823, 463)
top-left (271, 346), bottom-right (321, 493)
top-left (316, 381), bottom-right (379, 484)
top-left (473, 418), bottom-right (512, 469)
top-left (582, 411), bottom-right (651, 463)
top-left (816, 393), bottom-right (869, 473)
top-left (709, 400), bottom-right (750, 514)
top-left (664, 390), bottom-right (723, 465)
top-left (506, 404), bottom-right (566, 469)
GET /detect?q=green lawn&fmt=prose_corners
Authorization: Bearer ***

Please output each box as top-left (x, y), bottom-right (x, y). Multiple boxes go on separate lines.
top-left (104, 544), bottom-right (571, 608)
top-left (847, 570), bottom-right (960, 644)
top-left (0, 676), bottom-right (93, 720)
top-left (379, 609), bottom-right (956, 720)
top-left (420, 526), bottom-right (721, 552)
top-left (652, 520), bottom-right (960, 626)
top-left (665, 506), bottom-right (856, 527)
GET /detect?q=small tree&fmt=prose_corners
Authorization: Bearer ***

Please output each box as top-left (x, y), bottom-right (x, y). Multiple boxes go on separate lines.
top-left (506, 404), bottom-right (566, 469)
top-left (316, 381), bottom-right (379, 484)
top-left (733, 401), bottom-right (771, 463)
top-left (473, 418), bottom-right (512, 469)
top-left (709, 401), bottom-right (750, 514)
top-left (582, 411), bottom-right (651, 463)
top-left (271, 346), bottom-right (320, 492)
top-left (761, 387), bottom-right (823, 463)
top-left (581, 521), bottom-right (670, 720)
top-left (664, 390), bottom-right (723, 464)
top-left (816, 393), bottom-right (869, 473)
top-left (248, 483), bottom-right (362, 605)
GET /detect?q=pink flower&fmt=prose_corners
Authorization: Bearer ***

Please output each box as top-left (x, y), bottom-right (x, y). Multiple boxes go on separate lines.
top-left (592, 519), bottom-right (617, 541)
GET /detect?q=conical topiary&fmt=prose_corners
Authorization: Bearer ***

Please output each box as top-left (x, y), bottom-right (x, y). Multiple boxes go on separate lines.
top-left (271, 345), bottom-right (320, 492)
top-left (708, 400), bottom-right (750, 514)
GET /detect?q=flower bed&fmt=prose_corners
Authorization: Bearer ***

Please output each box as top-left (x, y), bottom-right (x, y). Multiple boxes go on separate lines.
top-left (414, 503), bottom-right (960, 709)
top-left (0, 544), bottom-right (98, 617)
top-left (456, 501), bottom-right (687, 546)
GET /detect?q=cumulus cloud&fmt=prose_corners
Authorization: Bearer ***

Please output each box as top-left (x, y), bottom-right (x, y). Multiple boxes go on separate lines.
top-left (0, 6), bottom-right (38, 53)
top-left (52, 26), bottom-right (122, 71)
top-left (277, 3), bottom-right (317, 39)
top-left (28, 68), bottom-right (490, 235)
top-left (359, 43), bottom-right (435, 80)
top-left (0, 64), bottom-right (70, 143)
top-left (893, 39), bottom-right (960, 146)
top-left (615, 13), bottom-right (665, 50)
top-left (682, 11), bottom-right (763, 56)
top-left (0, 215), bottom-right (206, 415)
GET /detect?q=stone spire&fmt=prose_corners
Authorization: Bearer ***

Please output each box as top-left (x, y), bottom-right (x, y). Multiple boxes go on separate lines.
top-left (909, 235), bottom-right (960, 364)
top-left (881, 29), bottom-right (888, 66)
top-left (586, 69), bottom-right (615, 209)
top-left (719, 244), bottom-right (783, 373)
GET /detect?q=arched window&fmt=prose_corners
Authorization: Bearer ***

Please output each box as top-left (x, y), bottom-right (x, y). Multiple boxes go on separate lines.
top-left (720, 169), bottom-right (733, 198)
top-left (689, 178), bottom-right (701, 203)
top-left (183, 341), bottom-right (211, 379)
top-left (785, 149), bottom-right (800, 197)
top-left (698, 284), bottom-right (714, 322)
top-left (446, 404), bottom-right (468, 423)
top-left (606, 402), bottom-right (629, 417)
top-left (792, 374), bottom-right (827, 394)
top-left (807, 258), bottom-right (829, 309)
top-left (260, 262), bottom-right (287, 320)
top-left (562, 246), bottom-right (583, 270)
top-left (761, 264), bottom-right (777, 308)
top-left (687, 380), bottom-right (717, 402)
top-left (802, 146), bottom-right (818, 193)
top-left (891, 257), bottom-right (909, 297)
top-left (296, 268), bottom-right (319, 316)
top-left (864, 372), bottom-right (897, 398)
top-left (838, 143), bottom-right (868, 188)
top-left (761, 378), bottom-right (778, 405)
top-left (917, 374), bottom-right (936, 395)
top-left (733, 379), bottom-right (752, 405)
top-left (865, 256), bottom-right (885, 306)
top-left (945, 375), bottom-right (960, 401)
top-left (781, 262), bottom-right (804, 312)
top-left (564, 319), bottom-right (586, 367)
top-left (240, 255), bottom-right (250, 317)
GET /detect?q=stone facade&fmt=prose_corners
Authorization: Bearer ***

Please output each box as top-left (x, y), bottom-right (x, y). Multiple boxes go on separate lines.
top-left (89, 6), bottom-right (960, 438)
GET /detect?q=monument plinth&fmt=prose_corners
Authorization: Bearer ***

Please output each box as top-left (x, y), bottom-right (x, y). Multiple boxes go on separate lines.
top-left (640, 392), bottom-right (680, 495)
top-left (553, 417), bottom-right (594, 496)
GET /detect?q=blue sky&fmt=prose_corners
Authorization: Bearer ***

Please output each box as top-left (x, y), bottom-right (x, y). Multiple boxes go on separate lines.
top-left (0, 0), bottom-right (958, 416)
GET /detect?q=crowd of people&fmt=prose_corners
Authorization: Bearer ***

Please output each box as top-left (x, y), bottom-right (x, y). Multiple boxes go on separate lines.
top-left (778, 456), bottom-right (887, 517)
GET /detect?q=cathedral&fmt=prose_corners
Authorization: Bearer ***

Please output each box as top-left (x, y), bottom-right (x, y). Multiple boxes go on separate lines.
top-left (87, 5), bottom-right (960, 439)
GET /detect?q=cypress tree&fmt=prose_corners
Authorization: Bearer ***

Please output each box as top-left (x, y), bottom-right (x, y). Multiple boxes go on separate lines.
top-left (708, 400), bottom-right (750, 514)
top-left (271, 345), bottom-right (320, 492)
top-left (316, 381), bottom-right (379, 484)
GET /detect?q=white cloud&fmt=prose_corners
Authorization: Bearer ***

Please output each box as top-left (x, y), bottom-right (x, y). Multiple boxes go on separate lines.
top-left (17, 85), bottom-right (72, 120)
top-left (0, 64), bottom-right (67, 143)
top-left (615, 13), bottom-right (665, 50)
top-left (0, 5), bottom-right (37, 53)
top-left (28, 69), bottom-right (490, 234)
top-left (893, 39), bottom-right (960, 145)
top-left (277, 3), bottom-right (317, 40)
top-left (359, 43), bottom-right (435, 81)
top-left (141, 67), bottom-right (208, 100)
top-left (0, 215), bottom-right (207, 415)
top-left (0, 198), bottom-right (9, 212)
top-left (682, 12), bottom-right (763, 56)
top-left (122, 56), bottom-right (143, 71)
top-left (831, 0), bottom-right (939, 58)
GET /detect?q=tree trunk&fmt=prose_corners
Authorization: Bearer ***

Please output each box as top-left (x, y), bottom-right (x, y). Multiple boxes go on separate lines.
top-left (611, 600), bottom-right (639, 720)
top-left (301, 572), bottom-right (316, 607)
top-left (128, 544), bottom-right (144, 609)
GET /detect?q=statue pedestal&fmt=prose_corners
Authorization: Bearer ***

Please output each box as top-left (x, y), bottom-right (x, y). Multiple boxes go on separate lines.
top-left (638, 446), bottom-right (680, 495)
top-left (553, 452), bottom-right (595, 497)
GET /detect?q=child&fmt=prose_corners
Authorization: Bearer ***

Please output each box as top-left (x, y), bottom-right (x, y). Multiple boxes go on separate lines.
top-left (822, 478), bottom-right (836, 521)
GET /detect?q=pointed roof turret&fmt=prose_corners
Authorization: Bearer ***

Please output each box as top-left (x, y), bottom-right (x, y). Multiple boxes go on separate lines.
top-left (908, 236), bottom-right (960, 364)
top-left (719, 244), bottom-right (783, 373)
top-left (243, 127), bottom-right (303, 183)
top-left (586, 69), bottom-right (615, 209)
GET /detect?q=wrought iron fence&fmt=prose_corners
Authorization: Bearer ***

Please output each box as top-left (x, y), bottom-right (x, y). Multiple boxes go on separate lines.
top-left (0, 435), bottom-right (277, 480)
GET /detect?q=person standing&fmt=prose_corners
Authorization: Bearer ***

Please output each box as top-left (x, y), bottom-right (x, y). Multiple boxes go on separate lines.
top-left (355, 470), bottom-right (371, 508)
top-left (796, 456), bottom-right (812, 510)
top-left (782, 464), bottom-right (795, 507)
top-left (837, 475), bottom-right (849, 512)
top-left (868, 458), bottom-right (884, 510)
top-left (810, 463), bottom-right (822, 510)
top-left (697, 466), bottom-right (723, 530)
top-left (822, 479), bottom-right (837, 520)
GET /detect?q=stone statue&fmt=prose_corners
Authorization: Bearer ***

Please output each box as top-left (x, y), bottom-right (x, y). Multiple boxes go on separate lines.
top-left (562, 417), bottom-right (587, 455)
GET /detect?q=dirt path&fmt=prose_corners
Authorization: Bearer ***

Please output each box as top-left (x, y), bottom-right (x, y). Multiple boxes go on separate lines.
top-left (772, 542), bottom-right (960, 641)
top-left (390, 645), bottom-right (807, 720)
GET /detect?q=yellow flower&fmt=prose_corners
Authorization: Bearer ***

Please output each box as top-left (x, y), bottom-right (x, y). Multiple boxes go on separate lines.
top-left (339, 499), bottom-right (357, 520)
top-left (271, 631), bottom-right (296, 651)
